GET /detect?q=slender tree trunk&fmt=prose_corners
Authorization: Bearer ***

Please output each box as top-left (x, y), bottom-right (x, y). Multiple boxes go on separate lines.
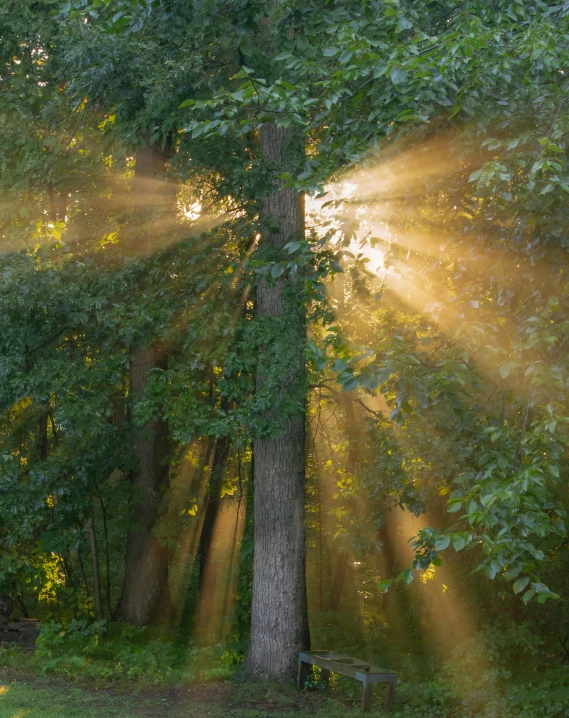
top-left (117, 344), bottom-right (172, 625)
top-left (379, 510), bottom-right (398, 611)
top-left (245, 124), bottom-right (309, 680)
top-left (175, 438), bottom-right (214, 641)
top-left (77, 547), bottom-right (90, 598)
top-left (197, 435), bottom-right (231, 630)
top-left (62, 552), bottom-right (78, 617)
top-left (327, 394), bottom-right (358, 611)
top-left (231, 446), bottom-right (254, 647)
top-left (116, 137), bottom-right (174, 626)
top-left (99, 498), bottom-right (113, 617)
top-left (38, 414), bottom-right (48, 461)
top-left (87, 515), bottom-right (103, 623)
top-left (328, 551), bottom-right (350, 612)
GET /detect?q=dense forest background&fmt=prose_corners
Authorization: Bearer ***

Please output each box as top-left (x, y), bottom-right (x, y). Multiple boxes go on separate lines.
top-left (2, 1), bottom-right (569, 716)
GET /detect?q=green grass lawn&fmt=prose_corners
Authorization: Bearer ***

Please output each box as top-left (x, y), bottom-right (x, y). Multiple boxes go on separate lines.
top-left (0, 671), bottom-right (394, 718)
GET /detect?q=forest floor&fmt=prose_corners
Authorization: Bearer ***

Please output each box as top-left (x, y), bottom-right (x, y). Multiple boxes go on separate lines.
top-left (0, 668), bottom-right (394, 718)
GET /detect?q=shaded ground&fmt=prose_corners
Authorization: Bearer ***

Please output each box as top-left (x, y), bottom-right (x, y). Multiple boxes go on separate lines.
top-left (0, 669), bottom-right (393, 718)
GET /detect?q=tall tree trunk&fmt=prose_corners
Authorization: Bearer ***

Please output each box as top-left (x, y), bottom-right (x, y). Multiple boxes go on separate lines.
top-left (86, 515), bottom-right (103, 623)
top-left (117, 344), bottom-right (172, 625)
top-left (245, 124), bottom-right (309, 680)
top-left (77, 547), bottom-right (90, 598)
top-left (197, 434), bottom-right (231, 631)
top-left (379, 509), bottom-right (398, 611)
top-left (117, 137), bottom-right (173, 626)
top-left (327, 394), bottom-right (358, 611)
top-left (38, 413), bottom-right (48, 461)
top-left (99, 498), bottom-right (113, 617)
top-left (328, 551), bottom-right (350, 611)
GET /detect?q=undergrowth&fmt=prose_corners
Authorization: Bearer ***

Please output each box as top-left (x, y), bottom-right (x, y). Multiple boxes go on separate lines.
top-left (0, 619), bottom-right (240, 687)
top-left (1, 619), bottom-right (569, 716)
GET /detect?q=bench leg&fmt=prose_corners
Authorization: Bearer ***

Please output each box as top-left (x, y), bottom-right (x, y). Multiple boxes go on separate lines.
top-left (297, 660), bottom-right (309, 690)
top-left (361, 679), bottom-right (373, 713)
top-left (385, 680), bottom-right (396, 712)
top-left (321, 668), bottom-right (330, 685)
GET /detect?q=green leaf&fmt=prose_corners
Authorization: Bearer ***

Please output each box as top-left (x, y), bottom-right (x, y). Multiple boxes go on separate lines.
top-left (434, 535), bottom-right (450, 551)
top-left (453, 536), bottom-right (466, 551)
top-left (397, 17), bottom-right (413, 31)
top-left (485, 561), bottom-right (501, 580)
top-left (522, 588), bottom-right (536, 604)
top-left (342, 377), bottom-right (358, 391)
top-left (513, 577), bottom-right (529, 594)
top-left (231, 68), bottom-right (251, 79)
top-left (271, 264), bottom-right (284, 278)
top-left (239, 34), bottom-right (253, 56)
top-left (323, 47), bottom-right (339, 57)
top-left (332, 359), bottom-right (348, 372)
top-left (447, 499), bottom-right (462, 513)
top-left (373, 64), bottom-right (388, 78)
top-left (390, 67), bottom-right (408, 85)
top-left (505, 563), bottom-right (522, 580)
top-left (313, 357), bottom-right (327, 371)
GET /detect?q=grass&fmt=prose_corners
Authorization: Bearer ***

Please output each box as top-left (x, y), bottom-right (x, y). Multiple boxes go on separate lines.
top-left (0, 669), bottom-right (394, 718)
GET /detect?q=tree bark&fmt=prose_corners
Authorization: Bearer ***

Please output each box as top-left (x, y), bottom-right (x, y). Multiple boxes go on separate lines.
top-left (327, 394), bottom-right (358, 612)
top-left (86, 515), bottom-right (103, 623)
top-left (99, 498), bottom-right (113, 617)
top-left (379, 509), bottom-right (398, 611)
top-left (77, 546), bottom-right (90, 598)
top-left (245, 123), bottom-right (309, 680)
top-left (197, 434), bottom-right (231, 630)
top-left (116, 137), bottom-right (174, 625)
top-left (117, 344), bottom-right (172, 625)
top-left (328, 551), bottom-right (350, 611)
top-left (38, 413), bottom-right (48, 461)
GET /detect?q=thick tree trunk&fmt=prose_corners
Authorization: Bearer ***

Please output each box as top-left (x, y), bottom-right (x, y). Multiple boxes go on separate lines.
top-left (245, 124), bottom-right (309, 680)
top-left (117, 344), bottom-right (172, 625)
top-left (117, 137), bottom-right (173, 625)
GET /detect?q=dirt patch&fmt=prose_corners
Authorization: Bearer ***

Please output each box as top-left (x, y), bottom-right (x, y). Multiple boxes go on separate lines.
top-left (132, 680), bottom-right (322, 715)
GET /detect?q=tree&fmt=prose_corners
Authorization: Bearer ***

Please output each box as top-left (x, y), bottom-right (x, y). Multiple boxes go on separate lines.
top-left (246, 123), bottom-right (310, 677)
top-left (5, 0), bottom-right (568, 675)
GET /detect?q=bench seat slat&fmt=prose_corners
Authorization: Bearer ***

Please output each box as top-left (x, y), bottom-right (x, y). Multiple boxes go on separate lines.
top-left (298, 650), bottom-right (397, 713)
top-left (299, 650), bottom-right (396, 681)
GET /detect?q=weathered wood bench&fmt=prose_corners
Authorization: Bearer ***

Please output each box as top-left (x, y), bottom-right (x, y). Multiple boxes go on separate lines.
top-left (298, 650), bottom-right (397, 713)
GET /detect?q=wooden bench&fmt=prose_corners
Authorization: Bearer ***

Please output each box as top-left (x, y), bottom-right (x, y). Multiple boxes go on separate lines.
top-left (297, 649), bottom-right (397, 713)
